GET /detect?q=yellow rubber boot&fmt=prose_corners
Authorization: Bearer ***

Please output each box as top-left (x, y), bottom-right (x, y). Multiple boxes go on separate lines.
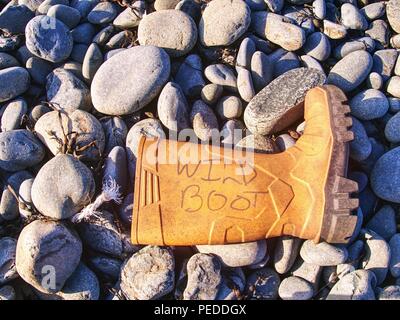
top-left (131, 85), bottom-right (359, 246)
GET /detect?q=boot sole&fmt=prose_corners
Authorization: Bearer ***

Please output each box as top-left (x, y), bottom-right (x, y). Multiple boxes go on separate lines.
top-left (319, 85), bottom-right (359, 243)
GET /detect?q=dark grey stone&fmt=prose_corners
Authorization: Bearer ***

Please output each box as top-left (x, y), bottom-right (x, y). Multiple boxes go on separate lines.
top-left (0, 130), bottom-right (45, 172)
top-left (184, 253), bottom-right (221, 300)
top-left (278, 276), bottom-right (314, 300)
top-left (365, 19), bottom-right (390, 49)
top-left (236, 37), bottom-right (256, 70)
top-left (25, 15), bottom-right (73, 63)
top-left (326, 270), bottom-right (376, 300)
top-left (265, 0), bottom-right (284, 12)
top-left (196, 241), bottom-right (267, 267)
top-left (359, 137), bottom-right (386, 174)
top-left (91, 46), bottom-right (170, 115)
top-left (29, 104), bottom-right (51, 122)
top-left (78, 210), bottom-right (123, 257)
top-left (276, 133), bottom-right (296, 151)
top-left (199, 0), bottom-right (251, 47)
top-left (175, 0), bottom-right (201, 22)
top-left (71, 0), bottom-right (99, 18)
top-left (366, 205), bottom-right (397, 241)
top-left (327, 50), bottom-right (373, 92)
top-left (273, 51), bottom-right (300, 78)
top-left (93, 25), bottom-right (115, 46)
top-left (350, 89), bottom-right (389, 120)
top-left (175, 54), bottom-right (205, 98)
top-left (18, 0), bottom-right (45, 11)
top-left (248, 34), bottom-right (273, 54)
top-left (0, 67), bottom-right (30, 103)
top-left (360, 2), bottom-right (386, 21)
top-left (251, 51), bottom-right (273, 91)
top-left (36, 262), bottom-right (100, 300)
top-left (333, 37), bottom-right (375, 59)
top-left (190, 100), bottom-right (219, 141)
top-left (100, 116), bottom-right (127, 155)
top-left (26, 57), bottom-right (53, 85)
top-left (0, 4), bottom-right (35, 34)
top-left (54, 263), bottom-right (99, 300)
top-left (121, 246), bottom-right (175, 300)
top-left (1, 98), bottom-right (28, 131)
top-left (46, 68), bottom-right (91, 113)
top-left (31, 154), bottom-right (95, 219)
top-left (0, 52), bottom-right (19, 70)
top-left (385, 112), bottom-right (400, 143)
top-left (244, 0), bottom-right (266, 10)
top-left (244, 67), bottom-right (326, 135)
top-left (89, 255), bottom-right (122, 281)
top-left (300, 240), bottom-right (348, 266)
top-left (0, 237), bottom-right (18, 285)
top-left (359, 186), bottom-right (378, 219)
top-left (389, 98), bottom-right (400, 113)
top-left (387, 0), bottom-right (400, 33)
top-left (273, 236), bottom-right (302, 274)
top-left (47, 4), bottom-right (81, 29)
top-left (82, 43), bottom-right (102, 84)
top-left (113, 1), bottom-right (145, 29)
top-left (283, 5), bottom-right (314, 35)
top-left (341, 3), bottom-right (368, 30)
top-left (71, 23), bottom-right (97, 45)
top-left (15, 45), bottom-right (35, 65)
top-left (350, 117), bottom-right (372, 162)
top-left (348, 171), bottom-right (368, 193)
top-left (372, 49), bottom-right (398, 81)
top-left (102, 28), bottom-right (123, 50)
top-left (300, 55), bottom-right (325, 74)
top-left (389, 234), bottom-right (400, 278)
top-left (37, 0), bottom-right (69, 14)
top-left (125, 118), bottom-right (164, 179)
top-left (138, 10), bottom-right (197, 58)
top-left (303, 32), bottom-right (331, 61)
top-left (204, 64), bottom-right (237, 92)
top-left (371, 146), bottom-right (400, 203)
top-left (87, 2), bottom-right (117, 24)
top-left (157, 81), bottom-right (190, 132)
top-left (348, 208), bottom-right (363, 244)
top-left (216, 267), bottom-right (245, 300)
top-left (119, 192), bottom-right (133, 225)
top-left (16, 220), bottom-right (82, 293)
top-left (347, 240), bottom-right (364, 269)
top-left (0, 186), bottom-right (19, 221)
top-left (71, 43), bottom-right (89, 64)
top-left (361, 229), bottom-right (390, 285)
